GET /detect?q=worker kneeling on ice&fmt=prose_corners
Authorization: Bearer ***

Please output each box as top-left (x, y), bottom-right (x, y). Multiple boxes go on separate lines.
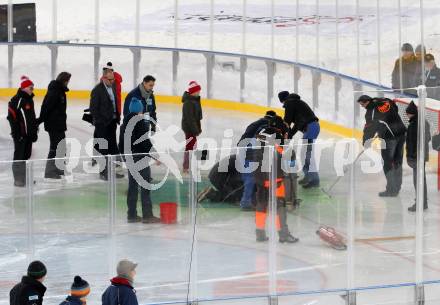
top-left (253, 127), bottom-right (299, 244)
top-left (197, 154), bottom-right (244, 204)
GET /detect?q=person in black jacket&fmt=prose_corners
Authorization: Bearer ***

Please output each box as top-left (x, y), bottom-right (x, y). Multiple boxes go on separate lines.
top-left (7, 76), bottom-right (38, 187)
top-left (405, 101), bottom-right (431, 212)
top-left (237, 111), bottom-right (277, 211)
top-left (357, 95), bottom-right (407, 197)
top-left (424, 53), bottom-right (440, 100)
top-left (102, 259), bottom-right (138, 305)
top-left (278, 91), bottom-right (320, 188)
top-left (38, 72), bottom-right (71, 179)
top-left (197, 154), bottom-right (243, 204)
top-left (90, 69), bottom-right (121, 180)
top-left (122, 75), bottom-right (157, 130)
top-left (10, 261), bottom-right (47, 305)
top-left (59, 276), bottom-right (90, 305)
top-left (181, 81), bottom-right (203, 172)
top-left (121, 98), bottom-right (160, 223)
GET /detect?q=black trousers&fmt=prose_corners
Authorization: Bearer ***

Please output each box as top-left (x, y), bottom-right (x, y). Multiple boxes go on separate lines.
top-left (381, 135), bottom-right (405, 194)
top-left (408, 159), bottom-right (428, 207)
top-left (127, 165), bottom-right (153, 219)
top-left (94, 120), bottom-right (120, 174)
top-left (12, 137), bottom-right (32, 183)
top-left (45, 131), bottom-right (66, 175)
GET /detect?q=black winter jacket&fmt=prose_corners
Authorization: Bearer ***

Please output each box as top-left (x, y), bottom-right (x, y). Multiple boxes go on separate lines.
top-left (10, 276), bottom-right (47, 305)
top-left (123, 85), bottom-right (157, 132)
top-left (181, 92), bottom-right (203, 135)
top-left (7, 89), bottom-right (38, 142)
top-left (119, 113), bottom-right (153, 155)
top-left (238, 116), bottom-right (272, 161)
top-left (90, 82), bottom-right (119, 127)
top-left (283, 93), bottom-right (318, 137)
top-left (425, 65), bottom-right (440, 100)
top-left (39, 80), bottom-right (69, 132)
top-left (362, 98), bottom-right (406, 144)
top-left (406, 116), bottom-right (431, 161)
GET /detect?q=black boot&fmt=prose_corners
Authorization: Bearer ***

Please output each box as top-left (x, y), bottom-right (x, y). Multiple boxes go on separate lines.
top-left (298, 177), bottom-right (309, 185)
top-left (256, 229), bottom-right (269, 242)
top-left (408, 203), bottom-right (428, 212)
top-left (279, 231), bottom-right (299, 243)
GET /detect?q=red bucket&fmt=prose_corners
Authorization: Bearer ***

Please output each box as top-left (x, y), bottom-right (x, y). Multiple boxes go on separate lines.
top-left (160, 202), bottom-right (178, 224)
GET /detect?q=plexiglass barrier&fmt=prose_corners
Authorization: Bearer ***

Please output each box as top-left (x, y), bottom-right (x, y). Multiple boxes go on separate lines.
top-left (3, 132), bottom-right (440, 305)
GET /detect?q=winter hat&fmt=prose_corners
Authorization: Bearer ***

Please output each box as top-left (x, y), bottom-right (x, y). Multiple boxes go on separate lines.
top-left (103, 61), bottom-right (114, 71)
top-left (357, 95), bottom-right (372, 103)
top-left (278, 91), bottom-right (290, 103)
top-left (406, 101), bottom-right (418, 115)
top-left (265, 110), bottom-right (276, 117)
top-left (415, 44), bottom-right (426, 55)
top-left (401, 43), bottom-right (414, 52)
top-left (27, 261), bottom-right (47, 279)
top-left (71, 276), bottom-right (90, 298)
top-left (129, 97), bottom-right (143, 114)
top-left (20, 76), bottom-right (34, 89)
top-left (188, 81), bottom-right (201, 95)
top-left (117, 259), bottom-right (137, 278)
top-left (425, 53), bottom-right (435, 62)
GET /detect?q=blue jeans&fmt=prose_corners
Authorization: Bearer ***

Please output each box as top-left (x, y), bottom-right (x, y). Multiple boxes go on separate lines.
top-left (302, 121), bottom-right (320, 183)
top-left (240, 160), bottom-right (255, 208)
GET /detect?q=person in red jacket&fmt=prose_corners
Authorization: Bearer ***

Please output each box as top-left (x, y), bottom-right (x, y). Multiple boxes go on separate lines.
top-left (7, 76), bottom-right (38, 187)
top-left (104, 62), bottom-right (123, 114)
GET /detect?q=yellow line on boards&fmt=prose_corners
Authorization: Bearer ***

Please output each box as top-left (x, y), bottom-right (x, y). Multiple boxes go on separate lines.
top-left (0, 87), bottom-right (364, 140)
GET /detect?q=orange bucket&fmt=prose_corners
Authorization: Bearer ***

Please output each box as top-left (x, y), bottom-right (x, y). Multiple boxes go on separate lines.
top-left (160, 202), bottom-right (178, 224)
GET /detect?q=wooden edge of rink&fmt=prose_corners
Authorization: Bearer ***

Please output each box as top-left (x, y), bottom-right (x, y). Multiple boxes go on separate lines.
top-left (355, 235), bottom-right (416, 242)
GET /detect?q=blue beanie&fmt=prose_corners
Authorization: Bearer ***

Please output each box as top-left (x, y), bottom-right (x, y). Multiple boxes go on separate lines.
top-left (129, 98), bottom-right (143, 114)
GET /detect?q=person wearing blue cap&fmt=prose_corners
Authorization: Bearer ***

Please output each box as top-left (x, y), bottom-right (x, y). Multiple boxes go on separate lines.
top-left (120, 97), bottom-right (160, 224)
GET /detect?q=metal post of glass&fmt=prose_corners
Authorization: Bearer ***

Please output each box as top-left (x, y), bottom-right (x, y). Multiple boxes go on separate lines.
top-left (107, 155), bottom-right (117, 278)
top-left (52, 0), bottom-right (57, 43)
top-left (355, 0), bottom-right (360, 79)
top-left (209, 0), bottom-right (214, 51)
top-left (188, 149), bottom-right (198, 303)
top-left (174, 0), bottom-right (179, 48)
top-left (268, 145), bottom-right (278, 304)
top-left (25, 160), bottom-right (35, 263)
top-left (135, 0), bottom-right (140, 45)
top-left (415, 85), bottom-right (426, 305)
top-left (7, 0), bottom-right (13, 88)
top-left (242, 0), bottom-right (246, 55)
top-left (270, 0), bottom-right (274, 59)
top-left (398, 0), bottom-right (403, 93)
top-left (376, 0), bottom-right (382, 85)
top-left (346, 85), bottom-right (357, 305)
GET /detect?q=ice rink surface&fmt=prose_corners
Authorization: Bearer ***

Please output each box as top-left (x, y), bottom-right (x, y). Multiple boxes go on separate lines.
top-left (0, 98), bottom-right (440, 305)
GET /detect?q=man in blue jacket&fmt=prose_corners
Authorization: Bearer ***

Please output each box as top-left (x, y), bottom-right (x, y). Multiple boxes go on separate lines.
top-left (102, 259), bottom-right (138, 305)
top-left (123, 75), bottom-right (157, 132)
